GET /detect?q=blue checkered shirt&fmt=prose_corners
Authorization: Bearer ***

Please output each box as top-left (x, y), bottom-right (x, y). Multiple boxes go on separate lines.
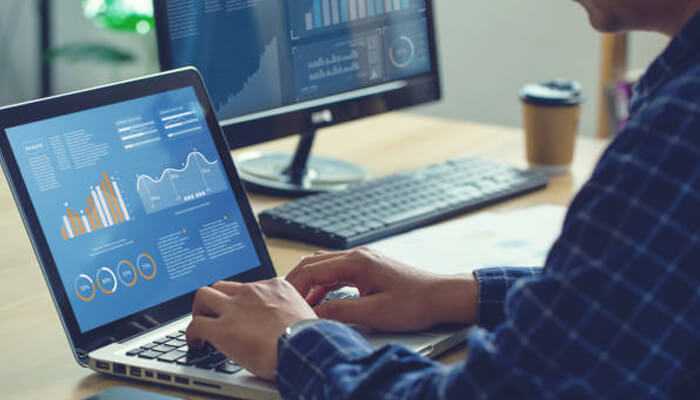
top-left (276, 13), bottom-right (700, 399)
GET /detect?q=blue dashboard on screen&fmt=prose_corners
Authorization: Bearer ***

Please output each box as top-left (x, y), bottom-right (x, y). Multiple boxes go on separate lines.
top-left (164, 0), bottom-right (432, 120)
top-left (6, 87), bottom-right (261, 332)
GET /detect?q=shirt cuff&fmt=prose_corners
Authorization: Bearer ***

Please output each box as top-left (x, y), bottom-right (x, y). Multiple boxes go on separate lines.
top-left (473, 267), bottom-right (542, 329)
top-left (277, 320), bottom-right (373, 398)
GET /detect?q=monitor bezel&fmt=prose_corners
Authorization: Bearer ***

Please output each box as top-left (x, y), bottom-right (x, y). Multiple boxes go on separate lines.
top-left (154, 0), bottom-right (442, 149)
top-left (0, 68), bottom-right (277, 361)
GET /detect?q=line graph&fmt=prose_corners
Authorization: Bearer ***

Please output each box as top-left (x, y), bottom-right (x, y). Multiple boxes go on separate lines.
top-left (136, 151), bottom-right (228, 214)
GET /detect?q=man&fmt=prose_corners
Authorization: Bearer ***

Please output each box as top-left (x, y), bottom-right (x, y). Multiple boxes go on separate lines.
top-left (186, 0), bottom-right (700, 398)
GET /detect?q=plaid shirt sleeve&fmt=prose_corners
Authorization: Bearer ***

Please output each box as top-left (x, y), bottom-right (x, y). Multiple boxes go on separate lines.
top-left (276, 268), bottom-right (542, 399)
top-left (473, 267), bottom-right (543, 329)
top-left (276, 13), bottom-right (700, 399)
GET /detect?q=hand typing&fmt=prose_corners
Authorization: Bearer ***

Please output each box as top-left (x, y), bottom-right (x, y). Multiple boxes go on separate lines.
top-left (186, 278), bottom-right (317, 381)
top-left (286, 248), bottom-right (478, 332)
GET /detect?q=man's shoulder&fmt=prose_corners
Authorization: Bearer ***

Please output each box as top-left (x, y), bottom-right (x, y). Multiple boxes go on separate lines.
top-left (598, 61), bottom-right (700, 177)
top-left (650, 60), bottom-right (700, 110)
top-left (632, 61), bottom-right (700, 141)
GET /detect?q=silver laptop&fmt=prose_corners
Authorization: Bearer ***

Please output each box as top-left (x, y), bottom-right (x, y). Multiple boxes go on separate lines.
top-left (0, 69), bottom-right (467, 400)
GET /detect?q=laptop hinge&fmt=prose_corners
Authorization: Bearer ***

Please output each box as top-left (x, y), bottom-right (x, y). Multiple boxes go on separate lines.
top-left (76, 348), bottom-right (90, 366)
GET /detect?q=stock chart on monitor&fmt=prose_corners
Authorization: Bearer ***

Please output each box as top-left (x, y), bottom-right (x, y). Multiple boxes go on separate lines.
top-left (164, 0), bottom-right (432, 120)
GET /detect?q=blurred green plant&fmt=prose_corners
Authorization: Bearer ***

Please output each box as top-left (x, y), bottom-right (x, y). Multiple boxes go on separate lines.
top-left (82, 0), bottom-right (154, 34)
top-left (49, 0), bottom-right (154, 66)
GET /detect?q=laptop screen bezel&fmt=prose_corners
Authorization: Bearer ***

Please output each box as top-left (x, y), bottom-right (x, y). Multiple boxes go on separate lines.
top-left (0, 68), bottom-right (277, 357)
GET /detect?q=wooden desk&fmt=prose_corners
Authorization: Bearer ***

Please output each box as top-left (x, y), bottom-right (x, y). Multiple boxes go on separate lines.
top-left (0, 114), bottom-right (607, 400)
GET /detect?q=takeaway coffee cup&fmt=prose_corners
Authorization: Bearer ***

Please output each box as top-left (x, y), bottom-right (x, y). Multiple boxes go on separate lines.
top-left (520, 80), bottom-right (583, 175)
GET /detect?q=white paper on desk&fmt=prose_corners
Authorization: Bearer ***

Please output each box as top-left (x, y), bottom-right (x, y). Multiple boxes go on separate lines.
top-left (369, 205), bottom-right (567, 276)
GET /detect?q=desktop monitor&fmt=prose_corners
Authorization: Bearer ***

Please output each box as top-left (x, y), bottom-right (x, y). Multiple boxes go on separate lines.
top-left (155, 0), bottom-right (441, 196)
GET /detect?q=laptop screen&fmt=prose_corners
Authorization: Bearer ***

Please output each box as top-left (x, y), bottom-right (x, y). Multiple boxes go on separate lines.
top-left (5, 87), bottom-right (261, 333)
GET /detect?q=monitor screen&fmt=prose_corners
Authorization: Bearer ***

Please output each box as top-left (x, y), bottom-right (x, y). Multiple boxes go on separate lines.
top-left (159, 0), bottom-right (434, 124)
top-left (5, 87), bottom-right (262, 333)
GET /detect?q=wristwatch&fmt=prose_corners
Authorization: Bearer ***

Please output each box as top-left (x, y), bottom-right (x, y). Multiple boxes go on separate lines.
top-left (281, 319), bottom-right (321, 341)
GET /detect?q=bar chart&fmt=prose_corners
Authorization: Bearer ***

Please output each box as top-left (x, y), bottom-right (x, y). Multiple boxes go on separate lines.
top-left (60, 173), bottom-right (131, 240)
top-left (304, 0), bottom-right (416, 31)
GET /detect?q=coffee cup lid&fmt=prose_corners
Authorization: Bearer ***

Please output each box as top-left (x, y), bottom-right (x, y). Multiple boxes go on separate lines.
top-left (520, 80), bottom-right (583, 107)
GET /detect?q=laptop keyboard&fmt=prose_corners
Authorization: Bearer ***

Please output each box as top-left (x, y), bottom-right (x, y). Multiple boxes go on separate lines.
top-left (125, 330), bottom-right (242, 375)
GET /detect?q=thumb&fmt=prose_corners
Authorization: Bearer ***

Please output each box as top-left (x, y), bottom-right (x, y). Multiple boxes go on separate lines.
top-left (314, 295), bottom-right (384, 326)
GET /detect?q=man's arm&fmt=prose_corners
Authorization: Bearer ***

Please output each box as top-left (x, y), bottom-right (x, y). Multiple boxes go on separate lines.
top-left (277, 85), bottom-right (700, 397)
top-left (186, 76), bottom-right (700, 398)
top-left (278, 255), bottom-right (546, 399)
top-left (279, 241), bottom-right (695, 399)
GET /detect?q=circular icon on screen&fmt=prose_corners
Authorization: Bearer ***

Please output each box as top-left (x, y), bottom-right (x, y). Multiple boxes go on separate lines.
top-left (389, 36), bottom-right (416, 69)
top-left (137, 253), bottom-right (158, 281)
top-left (117, 260), bottom-right (138, 287)
top-left (75, 274), bottom-right (96, 302)
top-left (96, 267), bottom-right (118, 295)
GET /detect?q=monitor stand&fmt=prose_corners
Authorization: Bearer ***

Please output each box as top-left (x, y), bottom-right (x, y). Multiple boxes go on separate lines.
top-left (236, 129), bottom-right (368, 197)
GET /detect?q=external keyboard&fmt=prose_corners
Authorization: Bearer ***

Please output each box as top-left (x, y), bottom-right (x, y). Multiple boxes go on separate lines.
top-left (259, 157), bottom-right (549, 249)
top-left (125, 330), bottom-right (242, 375)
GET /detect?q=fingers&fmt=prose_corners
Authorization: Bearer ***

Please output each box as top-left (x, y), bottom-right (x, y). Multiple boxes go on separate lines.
top-left (286, 256), bottom-right (370, 299)
top-left (301, 251), bottom-right (345, 264)
top-left (305, 283), bottom-right (344, 306)
top-left (192, 286), bottom-right (231, 317)
top-left (211, 281), bottom-right (245, 297)
top-left (186, 315), bottom-right (220, 347)
top-left (314, 295), bottom-right (383, 326)
top-left (286, 251), bottom-right (348, 283)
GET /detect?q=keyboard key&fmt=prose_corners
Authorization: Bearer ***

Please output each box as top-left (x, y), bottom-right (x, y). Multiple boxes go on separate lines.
top-left (138, 350), bottom-right (161, 360)
top-left (126, 348), bottom-right (143, 357)
top-left (216, 361), bottom-right (243, 375)
top-left (196, 353), bottom-right (227, 370)
top-left (164, 339), bottom-right (187, 348)
top-left (152, 345), bottom-right (173, 353)
top-left (176, 358), bottom-right (195, 366)
top-left (179, 344), bottom-right (216, 366)
top-left (157, 350), bottom-right (187, 363)
top-left (167, 332), bottom-right (185, 339)
top-left (178, 354), bottom-right (210, 366)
